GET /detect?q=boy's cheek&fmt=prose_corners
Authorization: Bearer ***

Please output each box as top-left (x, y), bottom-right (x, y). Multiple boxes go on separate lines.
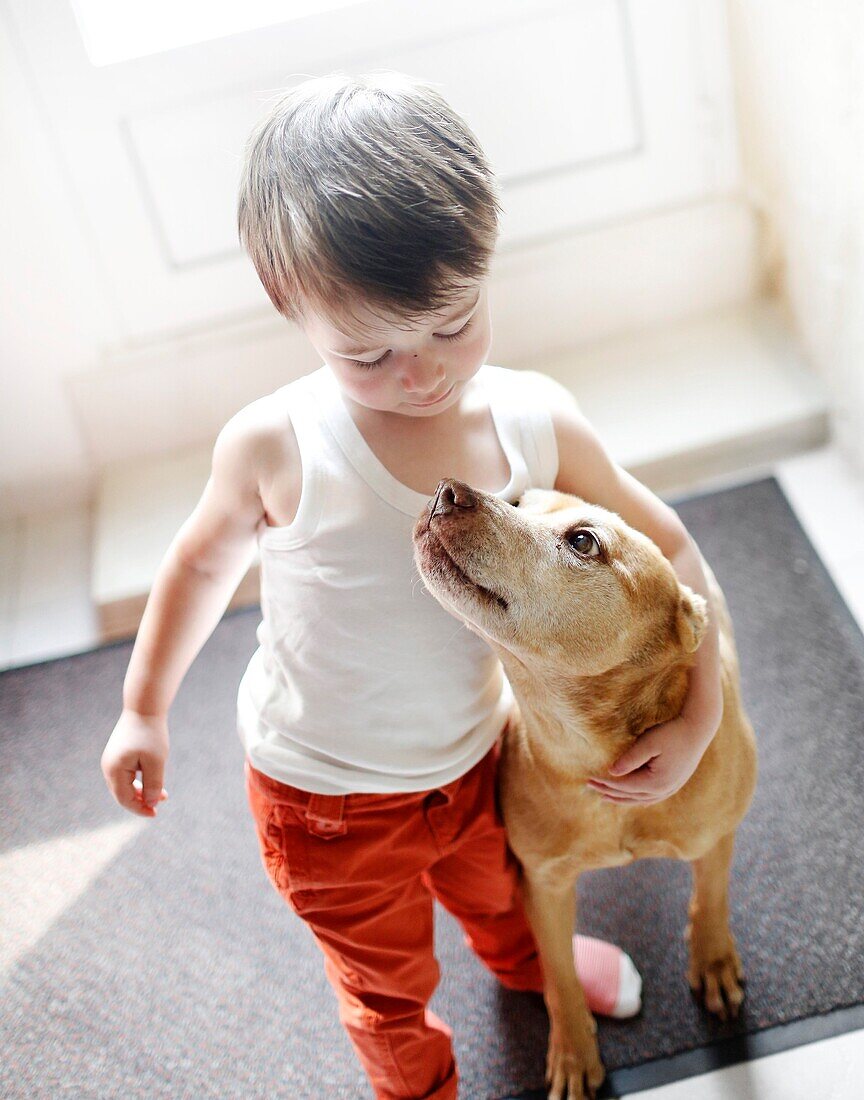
top-left (338, 368), bottom-right (407, 412)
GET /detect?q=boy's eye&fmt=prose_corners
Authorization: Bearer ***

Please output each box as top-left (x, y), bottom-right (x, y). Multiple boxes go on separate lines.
top-left (348, 317), bottom-right (474, 370)
top-left (436, 316), bottom-right (473, 343)
top-left (350, 351), bottom-right (390, 370)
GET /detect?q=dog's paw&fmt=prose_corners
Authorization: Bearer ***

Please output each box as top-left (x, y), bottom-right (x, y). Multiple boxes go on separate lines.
top-left (685, 927), bottom-right (745, 1021)
top-left (545, 1017), bottom-right (605, 1100)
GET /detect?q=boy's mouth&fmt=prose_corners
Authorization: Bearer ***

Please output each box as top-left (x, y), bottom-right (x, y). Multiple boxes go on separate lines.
top-left (407, 383), bottom-right (455, 408)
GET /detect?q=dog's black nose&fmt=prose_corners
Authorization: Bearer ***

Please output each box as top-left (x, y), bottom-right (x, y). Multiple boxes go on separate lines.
top-left (430, 479), bottom-right (477, 519)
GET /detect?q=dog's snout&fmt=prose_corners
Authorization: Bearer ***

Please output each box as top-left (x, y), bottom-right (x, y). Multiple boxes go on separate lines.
top-left (430, 479), bottom-right (477, 520)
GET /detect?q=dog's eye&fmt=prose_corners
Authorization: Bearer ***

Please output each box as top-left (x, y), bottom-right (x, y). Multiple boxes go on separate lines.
top-left (566, 529), bottom-right (601, 557)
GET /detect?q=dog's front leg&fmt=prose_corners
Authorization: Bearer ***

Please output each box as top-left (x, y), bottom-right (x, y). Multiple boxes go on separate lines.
top-left (686, 829), bottom-right (745, 1020)
top-left (521, 871), bottom-right (605, 1100)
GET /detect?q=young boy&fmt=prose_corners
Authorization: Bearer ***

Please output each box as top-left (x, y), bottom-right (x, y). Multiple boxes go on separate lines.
top-left (101, 71), bottom-right (724, 1098)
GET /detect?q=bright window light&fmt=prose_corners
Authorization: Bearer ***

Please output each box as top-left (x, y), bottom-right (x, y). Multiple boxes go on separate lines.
top-left (70, 0), bottom-right (371, 67)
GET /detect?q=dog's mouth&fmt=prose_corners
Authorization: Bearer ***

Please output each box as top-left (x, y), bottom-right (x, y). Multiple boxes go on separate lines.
top-left (422, 530), bottom-right (508, 612)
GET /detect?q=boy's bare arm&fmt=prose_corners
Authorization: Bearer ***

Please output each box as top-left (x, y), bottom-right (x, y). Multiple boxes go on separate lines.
top-left (102, 407), bottom-right (278, 816)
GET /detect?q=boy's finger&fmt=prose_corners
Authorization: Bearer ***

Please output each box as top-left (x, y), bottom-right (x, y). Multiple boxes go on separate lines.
top-left (110, 767), bottom-right (142, 809)
top-left (601, 791), bottom-right (655, 804)
top-left (132, 775), bottom-right (168, 807)
top-left (103, 768), bottom-right (152, 816)
top-left (608, 752), bottom-right (657, 777)
top-left (138, 762), bottom-right (166, 805)
top-left (588, 780), bottom-right (645, 797)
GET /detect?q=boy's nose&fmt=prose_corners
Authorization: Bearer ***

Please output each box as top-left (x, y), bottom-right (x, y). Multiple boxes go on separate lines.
top-left (400, 358), bottom-right (445, 394)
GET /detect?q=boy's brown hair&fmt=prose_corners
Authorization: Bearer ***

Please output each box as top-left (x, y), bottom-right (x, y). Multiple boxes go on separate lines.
top-left (237, 70), bottom-right (503, 337)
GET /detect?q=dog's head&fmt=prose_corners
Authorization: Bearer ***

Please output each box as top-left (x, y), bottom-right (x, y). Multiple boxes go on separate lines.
top-left (412, 479), bottom-right (707, 676)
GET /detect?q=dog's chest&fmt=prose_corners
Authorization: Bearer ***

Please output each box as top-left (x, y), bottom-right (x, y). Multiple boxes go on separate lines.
top-left (512, 790), bottom-right (693, 873)
top-left (503, 747), bottom-right (686, 866)
top-left (568, 819), bottom-right (686, 866)
top-left (607, 834), bottom-right (689, 864)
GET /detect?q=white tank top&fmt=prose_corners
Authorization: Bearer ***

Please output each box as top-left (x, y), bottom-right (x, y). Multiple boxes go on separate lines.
top-left (236, 363), bottom-right (559, 794)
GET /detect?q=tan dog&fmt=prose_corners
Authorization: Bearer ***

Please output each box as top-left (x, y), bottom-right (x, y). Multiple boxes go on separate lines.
top-left (412, 478), bottom-right (757, 1100)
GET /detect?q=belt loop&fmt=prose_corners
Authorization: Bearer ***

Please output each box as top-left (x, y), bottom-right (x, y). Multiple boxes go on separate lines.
top-left (305, 793), bottom-right (348, 838)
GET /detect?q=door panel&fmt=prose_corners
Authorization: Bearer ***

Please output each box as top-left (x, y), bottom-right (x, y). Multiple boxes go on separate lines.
top-left (6, 0), bottom-right (739, 342)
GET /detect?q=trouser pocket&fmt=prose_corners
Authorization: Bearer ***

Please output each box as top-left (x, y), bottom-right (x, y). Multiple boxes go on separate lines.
top-left (245, 772), bottom-right (311, 900)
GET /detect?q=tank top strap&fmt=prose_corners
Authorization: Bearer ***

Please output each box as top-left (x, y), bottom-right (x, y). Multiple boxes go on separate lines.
top-left (261, 365), bottom-right (560, 543)
top-left (257, 370), bottom-right (332, 551)
top-left (310, 366), bottom-right (434, 516)
top-left (306, 363), bottom-right (537, 515)
top-left (483, 366), bottom-right (560, 493)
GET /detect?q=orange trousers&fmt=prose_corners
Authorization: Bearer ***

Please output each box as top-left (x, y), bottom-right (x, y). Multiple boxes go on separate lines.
top-left (244, 733), bottom-right (545, 1099)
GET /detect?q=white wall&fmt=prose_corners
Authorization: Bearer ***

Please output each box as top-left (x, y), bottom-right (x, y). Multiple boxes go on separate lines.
top-left (0, 6), bottom-right (121, 516)
top-left (727, 0), bottom-right (864, 473)
top-left (0, 0), bottom-right (753, 519)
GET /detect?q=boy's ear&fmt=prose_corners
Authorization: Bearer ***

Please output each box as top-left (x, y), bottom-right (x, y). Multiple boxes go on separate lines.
top-left (676, 587), bottom-right (708, 653)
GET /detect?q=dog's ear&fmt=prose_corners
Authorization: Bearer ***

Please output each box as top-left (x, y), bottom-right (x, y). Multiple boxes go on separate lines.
top-left (515, 488), bottom-right (581, 515)
top-left (676, 587), bottom-right (708, 653)
top-left (515, 488), bottom-right (553, 513)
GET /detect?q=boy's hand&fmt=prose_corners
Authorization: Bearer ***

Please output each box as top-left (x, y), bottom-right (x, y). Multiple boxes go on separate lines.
top-left (101, 710), bottom-right (170, 818)
top-left (586, 714), bottom-right (716, 805)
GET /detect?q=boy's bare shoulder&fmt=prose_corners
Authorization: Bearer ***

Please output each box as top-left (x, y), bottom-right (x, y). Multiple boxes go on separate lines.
top-left (214, 386), bottom-right (300, 526)
top-left (217, 387), bottom-right (296, 472)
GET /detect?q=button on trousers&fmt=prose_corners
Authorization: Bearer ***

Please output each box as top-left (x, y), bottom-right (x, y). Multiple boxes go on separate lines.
top-left (244, 732), bottom-right (545, 1099)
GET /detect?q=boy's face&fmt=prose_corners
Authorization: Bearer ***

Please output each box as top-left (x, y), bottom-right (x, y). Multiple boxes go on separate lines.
top-left (298, 280), bottom-right (492, 419)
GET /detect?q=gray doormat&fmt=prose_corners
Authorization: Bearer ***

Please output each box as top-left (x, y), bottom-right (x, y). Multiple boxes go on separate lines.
top-left (1, 476), bottom-right (863, 1099)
